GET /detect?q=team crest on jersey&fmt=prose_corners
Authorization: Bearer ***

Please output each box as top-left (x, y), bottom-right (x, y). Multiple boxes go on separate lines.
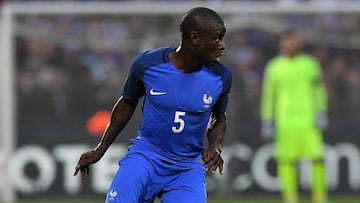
top-left (108, 189), bottom-right (117, 201)
top-left (203, 92), bottom-right (213, 108)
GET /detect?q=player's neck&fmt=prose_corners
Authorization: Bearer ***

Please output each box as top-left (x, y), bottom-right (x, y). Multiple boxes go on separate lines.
top-left (283, 50), bottom-right (301, 58)
top-left (170, 45), bottom-right (203, 73)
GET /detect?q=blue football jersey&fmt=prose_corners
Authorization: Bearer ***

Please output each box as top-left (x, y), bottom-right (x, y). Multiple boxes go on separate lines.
top-left (122, 47), bottom-right (232, 159)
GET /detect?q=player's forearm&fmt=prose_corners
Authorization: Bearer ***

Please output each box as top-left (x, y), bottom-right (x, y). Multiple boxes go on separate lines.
top-left (261, 66), bottom-right (275, 121)
top-left (94, 97), bottom-right (137, 157)
top-left (261, 85), bottom-right (274, 122)
top-left (207, 113), bottom-right (227, 152)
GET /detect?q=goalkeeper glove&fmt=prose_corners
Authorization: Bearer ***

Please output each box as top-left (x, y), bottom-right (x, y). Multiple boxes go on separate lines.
top-left (261, 121), bottom-right (274, 140)
top-left (316, 111), bottom-right (328, 131)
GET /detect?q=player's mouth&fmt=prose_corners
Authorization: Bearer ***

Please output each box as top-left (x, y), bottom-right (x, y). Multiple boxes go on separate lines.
top-left (215, 52), bottom-right (224, 62)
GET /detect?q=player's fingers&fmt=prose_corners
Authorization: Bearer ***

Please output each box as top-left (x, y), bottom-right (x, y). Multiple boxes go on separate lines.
top-left (201, 151), bottom-right (210, 163)
top-left (218, 159), bottom-right (224, 175)
top-left (74, 162), bottom-right (83, 176)
top-left (84, 166), bottom-right (91, 177)
top-left (73, 167), bottom-right (80, 176)
top-left (86, 166), bottom-right (90, 176)
top-left (215, 158), bottom-right (224, 175)
top-left (80, 168), bottom-right (87, 180)
top-left (206, 153), bottom-right (223, 174)
top-left (206, 155), bottom-right (220, 172)
top-left (204, 155), bottom-right (215, 169)
top-left (210, 158), bottom-right (221, 174)
top-left (203, 150), bottom-right (216, 163)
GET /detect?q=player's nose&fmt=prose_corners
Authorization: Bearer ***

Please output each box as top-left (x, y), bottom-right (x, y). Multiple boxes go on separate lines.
top-left (219, 40), bottom-right (225, 50)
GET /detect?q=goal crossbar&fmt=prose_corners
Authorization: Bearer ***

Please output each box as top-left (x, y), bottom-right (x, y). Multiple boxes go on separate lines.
top-left (5, 1), bottom-right (360, 15)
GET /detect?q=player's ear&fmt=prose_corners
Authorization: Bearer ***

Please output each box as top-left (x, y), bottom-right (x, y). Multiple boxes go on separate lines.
top-left (190, 31), bottom-right (200, 46)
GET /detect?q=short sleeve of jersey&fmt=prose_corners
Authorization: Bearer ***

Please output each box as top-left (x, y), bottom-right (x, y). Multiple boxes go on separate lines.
top-left (121, 53), bottom-right (147, 101)
top-left (212, 65), bottom-right (232, 114)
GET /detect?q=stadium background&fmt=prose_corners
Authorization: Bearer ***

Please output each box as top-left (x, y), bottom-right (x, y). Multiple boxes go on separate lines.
top-left (1, 1), bottom-right (360, 203)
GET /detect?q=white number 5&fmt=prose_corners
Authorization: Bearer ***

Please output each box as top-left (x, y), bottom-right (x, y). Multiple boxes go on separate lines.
top-left (172, 111), bottom-right (186, 133)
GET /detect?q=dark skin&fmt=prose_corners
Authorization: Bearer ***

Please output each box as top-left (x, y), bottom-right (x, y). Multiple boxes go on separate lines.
top-left (202, 111), bottom-right (227, 175)
top-left (74, 97), bottom-right (137, 179)
top-left (74, 22), bottom-right (228, 179)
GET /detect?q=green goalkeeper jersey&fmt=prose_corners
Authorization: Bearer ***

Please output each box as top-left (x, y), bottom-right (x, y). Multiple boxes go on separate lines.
top-left (261, 53), bottom-right (327, 128)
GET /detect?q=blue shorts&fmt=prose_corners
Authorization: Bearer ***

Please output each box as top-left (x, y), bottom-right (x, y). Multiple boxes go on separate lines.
top-left (105, 152), bottom-right (206, 203)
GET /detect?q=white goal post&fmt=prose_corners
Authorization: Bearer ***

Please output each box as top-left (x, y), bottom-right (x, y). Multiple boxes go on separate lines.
top-left (0, 4), bottom-right (16, 203)
top-left (1, 1), bottom-right (360, 203)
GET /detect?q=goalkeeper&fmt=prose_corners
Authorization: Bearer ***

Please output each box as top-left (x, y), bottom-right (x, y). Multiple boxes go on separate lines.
top-left (260, 31), bottom-right (329, 203)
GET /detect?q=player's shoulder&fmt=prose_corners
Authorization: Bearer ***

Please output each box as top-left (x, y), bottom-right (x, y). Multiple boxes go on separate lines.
top-left (267, 55), bottom-right (283, 65)
top-left (132, 47), bottom-right (173, 66)
top-left (265, 56), bottom-right (283, 72)
top-left (207, 62), bottom-right (232, 80)
top-left (271, 53), bottom-right (290, 61)
top-left (297, 53), bottom-right (316, 60)
top-left (207, 63), bottom-right (232, 89)
top-left (295, 53), bottom-right (321, 71)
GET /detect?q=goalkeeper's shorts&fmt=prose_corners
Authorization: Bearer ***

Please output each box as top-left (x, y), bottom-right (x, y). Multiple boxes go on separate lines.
top-left (275, 126), bottom-right (323, 161)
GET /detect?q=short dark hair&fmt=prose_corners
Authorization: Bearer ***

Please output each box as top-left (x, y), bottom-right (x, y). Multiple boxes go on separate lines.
top-left (280, 29), bottom-right (299, 39)
top-left (180, 7), bottom-right (225, 39)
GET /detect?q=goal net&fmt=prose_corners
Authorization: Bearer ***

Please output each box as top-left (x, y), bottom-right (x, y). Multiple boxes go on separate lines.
top-left (1, 1), bottom-right (360, 202)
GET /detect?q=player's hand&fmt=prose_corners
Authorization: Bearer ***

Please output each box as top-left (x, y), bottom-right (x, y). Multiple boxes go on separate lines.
top-left (74, 150), bottom-right (101, 180)
top-left (201, 147), bottom-right (224, 175)
top-left (260, 121), bottom-right (274, 141)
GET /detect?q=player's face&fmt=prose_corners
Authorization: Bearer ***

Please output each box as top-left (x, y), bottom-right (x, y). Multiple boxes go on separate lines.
top-left (197, 26), bottom-right (226, 66)
top-left (280, 34), bottom-right (303, 57)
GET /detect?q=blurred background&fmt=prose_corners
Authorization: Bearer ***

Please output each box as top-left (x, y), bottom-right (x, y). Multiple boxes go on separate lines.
top-left (1, 0), bottom-right (360, 203)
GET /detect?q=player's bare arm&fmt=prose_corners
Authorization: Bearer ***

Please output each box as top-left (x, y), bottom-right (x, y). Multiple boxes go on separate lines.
top-left (74, 96), bottom-right (138, 180)
top-left (202, 111), bottom-right (227, 175)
